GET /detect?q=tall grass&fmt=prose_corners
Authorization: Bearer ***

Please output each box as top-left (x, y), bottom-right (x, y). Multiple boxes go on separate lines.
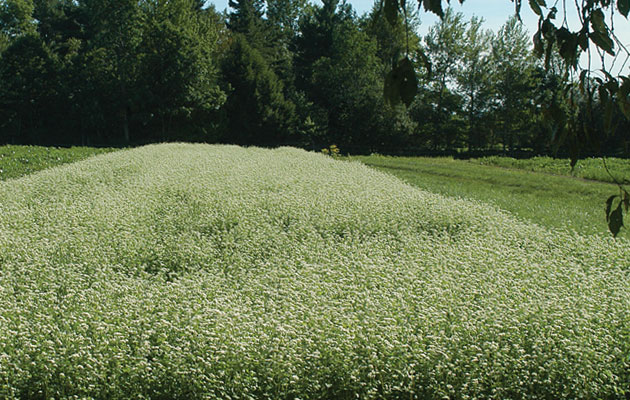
top-left (1, 144), bottom-right (628, 399)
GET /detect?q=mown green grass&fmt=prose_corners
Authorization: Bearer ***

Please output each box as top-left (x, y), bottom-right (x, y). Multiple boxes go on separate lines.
top-left (1, 144), bottom-right (629, 399)
top-left (351, 155), bottom-right (629, 238)
top-left (0, 144), bottom-right (117, 181)
top-left (472, 155), bottom-right (630, 184)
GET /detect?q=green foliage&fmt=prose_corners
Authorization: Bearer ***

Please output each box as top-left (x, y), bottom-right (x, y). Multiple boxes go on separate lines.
top-left (0, 0), bottom-right (226, 145)
top-left (0, 0), bottom-right (35, 36)
top-left (221, 34), bottom-right (296, 144)
top-left (295, 0), bottom-right (399, 150)
top-left (227, 0), bottom-right (264, 37)
top-left (266, 0), bottom-right (306, 40)
top-left (362, 1), bottom-right (421, 70)
top-left (490, 16), bottom-right (538, 151)
top-left (0, 33), bottom-right (61, 143)
top-left (320, 143), bottom-right (340, 157)
top-left (1, 143), bottom-right (629, 398)
top-left (456, 16), bottom-right (493, 150)
top-left (420, 8), bottom-right (467, 149)
top-left (138, 0), bottom-right (226, 140)
top-left (384, 57), bottom-right (417, 107)
top-left (0, 0), bottom-right (628, 169)
top-left (0, 145), bottom-right (116, 180)
top-left (410, 0), bottom-right (630, 161)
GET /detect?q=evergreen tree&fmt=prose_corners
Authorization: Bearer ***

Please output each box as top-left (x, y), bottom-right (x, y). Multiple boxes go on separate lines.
top-left (138, 0), bottom-right (226, 141)
top-left (221, 34), bottom-right (296, 145)
top-left (295, 0), bottom-right (392, 150)
top-left (78, 0), bottom-right (144, 143)
top-left (266, 0), bottom-right (306, 42)
top-left (0, 33), bottom-right (60, 143)
top-left (294, 0), bottom-right (349, 92)
top-left (227, 0), bottom-right (264, 41)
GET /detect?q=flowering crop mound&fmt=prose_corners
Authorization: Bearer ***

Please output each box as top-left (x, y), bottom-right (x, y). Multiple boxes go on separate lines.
top-left (0, 143), bottom-right (628, 399)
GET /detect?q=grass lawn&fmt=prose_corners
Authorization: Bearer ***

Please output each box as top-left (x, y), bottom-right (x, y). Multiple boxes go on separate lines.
top-left (471, 155), bottom-right (630, 184)
top-left (350, 155), bottom-right (629, 238)
top-left (0, 144), bottom-right (117, 181)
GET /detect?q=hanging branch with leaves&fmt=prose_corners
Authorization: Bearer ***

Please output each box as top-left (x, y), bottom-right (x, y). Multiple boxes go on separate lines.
top-left (382, 0), bottom-right (422, 106)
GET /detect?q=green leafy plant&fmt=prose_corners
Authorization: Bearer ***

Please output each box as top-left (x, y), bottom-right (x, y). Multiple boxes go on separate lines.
top-left (321, 144), bottom-right (340, 157)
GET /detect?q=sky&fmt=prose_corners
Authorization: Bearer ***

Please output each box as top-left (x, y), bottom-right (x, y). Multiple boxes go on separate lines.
top-left (207, 0), bottom-right (630, 74)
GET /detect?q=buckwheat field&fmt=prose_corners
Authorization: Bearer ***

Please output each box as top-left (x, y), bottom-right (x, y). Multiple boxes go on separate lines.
top-left (0, 143), bottom-right (628, 399)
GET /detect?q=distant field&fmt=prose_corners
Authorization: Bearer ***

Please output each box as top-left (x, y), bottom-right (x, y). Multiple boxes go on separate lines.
top-left (472, 155), bottom-right (630, 184)
top-left (351, 155), bottom-right (629, 238)
top-left (1, 144), bottom-right (628, 399)
top-left (0, 145), bottom-right (117, 181)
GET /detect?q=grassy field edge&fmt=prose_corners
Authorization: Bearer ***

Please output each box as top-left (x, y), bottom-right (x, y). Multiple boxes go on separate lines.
top-left (0, 145), bottom-right (118, 181)
top-left (351, 154), bottom-right (628, 238)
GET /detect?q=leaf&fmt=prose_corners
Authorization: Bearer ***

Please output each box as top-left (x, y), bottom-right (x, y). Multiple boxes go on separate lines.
top-left (541, 18), bottom-right (555, 39)
top-left (384, 0), bottom-right (399, 26)
top-left (384, 58), bottom-right (418, 107)
top-left (608, 201), bottom-right (624, 237)
top-left (618, 78), bottom-right (630, 118)
top-left (577, 30), bottom-right (589, 51)
top-left (533, 30), bottom-right (544, 58)
top-left (423, 0), bottom-right (444, 18)
top-left (590, 9), bottom-right (607, 34)
top-left (624, 190), bottom-right (630, 212)
top-left (579, 70), bottom-right (588, 92)
top-left (569, 140), bottom-right (579, 170)
top-left (604, 97), bottom-right (615, 134)
top-left (606, 195), bottom-right (618, 222)
top-left (398, 57), bottom-right (418, 107)
top-left (556, 28), bottom-right (578, 67)
top-left (384, 67), bottom-right (401, 106)
top-left (417, 48), bottom-right (432, 79)
top-left (619, 0), bottom-right (630, 17)
top-left (544, 39), bottom-right (554, 70)
top-left (529, 0), bottom-right (542, 16)
top-left (555, 26), bottom-right (572, 42)
top-left (590, 30), bottom-right (615, 55)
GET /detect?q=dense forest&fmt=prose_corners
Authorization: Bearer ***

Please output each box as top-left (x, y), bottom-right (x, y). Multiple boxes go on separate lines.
top-left (0, 0), bottom-right (628, 155)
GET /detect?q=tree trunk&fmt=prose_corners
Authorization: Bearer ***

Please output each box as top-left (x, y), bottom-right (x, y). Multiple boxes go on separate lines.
top-left (468, 89), bottom-right (475, 151)
top-left (161, 114), bottom-right (166, 142)
top-left (123, 107), bottom-right (130, 143)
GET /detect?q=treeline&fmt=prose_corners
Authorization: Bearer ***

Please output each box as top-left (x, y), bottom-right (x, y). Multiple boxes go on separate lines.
top-left (0, 0), bottom-right (628, 155)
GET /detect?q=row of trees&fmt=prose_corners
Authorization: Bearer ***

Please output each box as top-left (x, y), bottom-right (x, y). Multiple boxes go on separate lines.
top-left (0, 0), bottom-right (628, 155)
